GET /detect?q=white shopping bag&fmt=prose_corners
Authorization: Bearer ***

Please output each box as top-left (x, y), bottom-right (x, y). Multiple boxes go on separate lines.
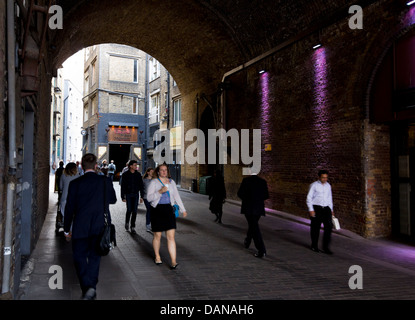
top-left (332, 216), bottom-right (340, 230)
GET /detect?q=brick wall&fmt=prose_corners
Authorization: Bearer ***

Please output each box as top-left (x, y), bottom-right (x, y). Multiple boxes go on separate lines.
top-left (219, 1), bottom-right (413, 238)
top-left (0, 0), bottom-right (6, 293)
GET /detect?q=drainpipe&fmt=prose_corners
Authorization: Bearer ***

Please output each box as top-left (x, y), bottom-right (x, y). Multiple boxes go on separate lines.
top-left (2, 0), bottom-right (17, 295)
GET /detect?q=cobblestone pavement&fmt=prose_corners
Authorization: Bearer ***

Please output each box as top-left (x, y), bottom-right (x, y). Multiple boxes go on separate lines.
top-left (18, 178), bottom-right (415, 300)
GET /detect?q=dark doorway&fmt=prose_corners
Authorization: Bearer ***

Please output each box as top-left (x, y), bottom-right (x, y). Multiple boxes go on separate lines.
top-left (391, 122), bottom-right (415, 239)
top-left (109, 143), bottom-right (131, 181)
top-left (169, 150), bottom-right (181, 186)
top-left (199, 106), bottom-right (217, 177)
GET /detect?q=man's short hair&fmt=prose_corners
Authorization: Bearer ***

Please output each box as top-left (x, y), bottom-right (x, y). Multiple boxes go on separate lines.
top-left (82, 153), bottom-right (97, 171)
top-left (318, 169), bottom-right (329, 177)
top-left (128, 160), bottom-right (137, 168)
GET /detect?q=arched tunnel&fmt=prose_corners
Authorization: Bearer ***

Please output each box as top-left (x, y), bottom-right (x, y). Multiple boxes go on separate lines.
top-left (1, 0), bottom-right (415, 299)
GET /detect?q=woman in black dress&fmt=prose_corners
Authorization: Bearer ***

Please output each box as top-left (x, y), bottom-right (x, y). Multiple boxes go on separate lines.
top-left (147, 164), bottom-right (187, 269)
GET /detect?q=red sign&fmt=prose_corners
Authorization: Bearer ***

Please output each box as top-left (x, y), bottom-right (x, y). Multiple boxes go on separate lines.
top-left (108, 127), bottom-right (137, 142)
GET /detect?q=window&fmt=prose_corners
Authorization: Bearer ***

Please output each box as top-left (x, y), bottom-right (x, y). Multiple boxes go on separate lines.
top-left (134, 60), bottom-right (138, 83)
top-left (84, 104), bottom-right (89, 121)
top-left (173, 99), bottom-right (182, 127)
top-left (132, 97), bottom-right (138, 114)
top-left (149, 57), bottom-right (160, 81)
top-left (149, 93), bottom-right (160, 124)
top-left (91, 95), bottom-right (98, 116)
top-left (84, 74), bottom-right (89, 96)
top-left (91, 60), bottom-right (96, 85)
top-left (109, 55), bottom-right (139, 83)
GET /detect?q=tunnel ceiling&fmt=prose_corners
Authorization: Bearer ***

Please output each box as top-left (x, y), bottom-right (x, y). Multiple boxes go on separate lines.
top-left (49, 0), bottom-right (357, 94)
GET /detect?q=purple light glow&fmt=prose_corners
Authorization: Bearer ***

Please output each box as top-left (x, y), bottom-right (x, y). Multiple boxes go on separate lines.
top-left (311, 46), bottom-right (331, 167)
top-left (313, 47), bottom-right (328, 110)
top-left (260, 72), bottom-right (271, 136)
top-left (403, 6), bottom-right (415, 27)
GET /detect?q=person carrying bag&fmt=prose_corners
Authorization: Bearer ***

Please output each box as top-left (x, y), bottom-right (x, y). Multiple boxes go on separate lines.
top-left (147, 164), bottom-right (187, 269)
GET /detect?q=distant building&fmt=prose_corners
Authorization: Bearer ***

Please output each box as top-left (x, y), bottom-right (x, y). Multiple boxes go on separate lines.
top-left (62, 79), bottom-right (83, 164)
top-left (82, 44), bottom-right (147, 177)
top-left (50, 69), bottom-right (64, 172)
top-left (146, 55), bottom-right (182, 185)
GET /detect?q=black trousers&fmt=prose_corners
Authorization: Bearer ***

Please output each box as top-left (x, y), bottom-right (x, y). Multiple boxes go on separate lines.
top-left (245, 214), bottom-right (266, 254)
top-left (125, 194), bottom-right (139, 228)
top-left (72, 236), bottom-right (101, 294)
top-left (310, 205), bottom-right (333, 250)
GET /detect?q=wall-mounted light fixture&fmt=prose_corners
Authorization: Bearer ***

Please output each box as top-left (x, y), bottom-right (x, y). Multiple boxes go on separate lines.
top-left (407, 0), bottom-right (415, 6)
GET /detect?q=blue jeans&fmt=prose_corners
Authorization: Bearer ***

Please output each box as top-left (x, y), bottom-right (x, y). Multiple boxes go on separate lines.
top-left (125, 194), bottom-right (139, 228)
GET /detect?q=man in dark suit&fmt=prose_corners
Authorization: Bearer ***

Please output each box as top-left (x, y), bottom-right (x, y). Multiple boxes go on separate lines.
top-left (237, 170), bottom-right (269, 258)
top-left (64, 153), bottom-right (117, 300)
top-left (121, 160), bottom-right (144, 234)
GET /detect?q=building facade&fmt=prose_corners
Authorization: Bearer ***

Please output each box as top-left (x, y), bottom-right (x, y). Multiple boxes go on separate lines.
top-left (146, 55), bottom-right (182, 184)
top-left (62, 79), bottom-right (83, 164)
top-left (82, 44), bottom-right (147, 177)
top-left (50, 70), bottom-right (64, 171)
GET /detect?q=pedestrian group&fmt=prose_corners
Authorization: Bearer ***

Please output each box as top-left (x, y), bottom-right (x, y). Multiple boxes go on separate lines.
top-left (54, 154), bottom-right (336, 299)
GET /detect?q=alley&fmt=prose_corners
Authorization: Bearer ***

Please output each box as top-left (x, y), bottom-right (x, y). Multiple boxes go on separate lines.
top-left (18, 176), bottom-right (415, 300)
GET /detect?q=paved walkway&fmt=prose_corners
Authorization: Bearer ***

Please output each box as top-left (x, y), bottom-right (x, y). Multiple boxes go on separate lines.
top-left (17, 177), bottom-right (415, 300)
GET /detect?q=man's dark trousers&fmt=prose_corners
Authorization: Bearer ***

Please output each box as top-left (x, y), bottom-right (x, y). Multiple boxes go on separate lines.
top-left (245, 214), bottom-right (266, 254)
top-left (125, 193), bottom-right (139, 228)
top-left (72, 235), bottom-right (101, 294)
top-left (310, 205), bottom-right (333, 250)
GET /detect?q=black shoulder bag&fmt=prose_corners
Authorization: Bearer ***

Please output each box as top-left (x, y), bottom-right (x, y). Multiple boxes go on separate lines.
top-left (97, 177), bottom-right (116, 256)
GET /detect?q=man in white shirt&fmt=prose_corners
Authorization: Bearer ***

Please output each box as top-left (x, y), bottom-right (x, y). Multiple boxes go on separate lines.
top-left (306, 170), bottom-right (334, 254)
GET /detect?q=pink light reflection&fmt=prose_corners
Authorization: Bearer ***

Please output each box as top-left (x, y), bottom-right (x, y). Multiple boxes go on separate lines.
top-left (403, 6), bottom-right (415, 27)
top-left (313, 47), bottom-right (328, 111)
top-left (311, 46), bottom-right (331, 168)
top-left (260, 72), bottom-right (271, 135)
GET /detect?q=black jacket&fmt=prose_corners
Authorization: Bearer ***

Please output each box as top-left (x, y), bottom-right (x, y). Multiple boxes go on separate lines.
top-left (64, 172), bottom-right (117, 239)
top-left (237, 175), bottom-right (269, 216)
top-left (121, 170), bottom-right (144, 200)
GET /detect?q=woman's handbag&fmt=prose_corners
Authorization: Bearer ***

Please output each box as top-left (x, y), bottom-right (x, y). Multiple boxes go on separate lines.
top-left (97, 177), bottom-right (116, 256)
top-left (158, 178), bottom-right (180, 218)
top-left (173, 204), bottom-right (180, 218)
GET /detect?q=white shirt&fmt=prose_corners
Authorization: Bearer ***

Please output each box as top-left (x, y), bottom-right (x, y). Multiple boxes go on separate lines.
top-left (147, 178), bottom-right (186, 213)
top-left (306, 180), bottom-right (333, 212)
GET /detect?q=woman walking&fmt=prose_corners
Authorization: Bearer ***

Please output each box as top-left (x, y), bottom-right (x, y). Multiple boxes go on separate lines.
top-left (147, 164), bottom-right (187, 269)
top-left (143, 167), bottom-right (154, 232)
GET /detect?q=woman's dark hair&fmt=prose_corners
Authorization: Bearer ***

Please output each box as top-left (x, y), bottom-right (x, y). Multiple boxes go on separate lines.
top-left (64, 162), bottom-right (78, 176)
top-left (153, 163), bottom-right (171, 179)
top-left (144, 167), bottom-right (154, 179)
top-left (318, 170), bottom-right (329, 177)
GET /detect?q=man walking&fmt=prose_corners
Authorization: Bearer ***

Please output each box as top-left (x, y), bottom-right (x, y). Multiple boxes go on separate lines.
top-left (237, 169), bottom-right (269, 258)
top-left (108, 160), bottom-right (116, 181)
top-left (64, 153), bottom-right (117, 300)
top-left (306, 169), bottom-right (334, 254)
top-left (121, 160), bottom-right (144, 234)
